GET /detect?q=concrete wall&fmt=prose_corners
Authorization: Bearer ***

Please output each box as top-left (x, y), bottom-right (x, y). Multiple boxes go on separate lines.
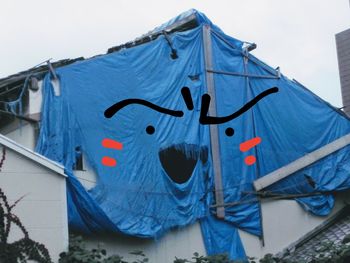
top-left (0, 146), bottom-right (67, 262)
top-left (336, 28), bottom-right (350, 115)
top-left (6, 122), bottom-right (38, 150)
top-left (77, 194), bottom-right (349, 262)
top-left (240, 194), bottom-right (349, 259)
top-left (81, 222), bottom-right (206, 262)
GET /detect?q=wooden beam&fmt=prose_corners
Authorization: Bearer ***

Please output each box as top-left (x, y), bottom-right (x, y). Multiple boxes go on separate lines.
top-left (253, 133), bottom-right (350, 191)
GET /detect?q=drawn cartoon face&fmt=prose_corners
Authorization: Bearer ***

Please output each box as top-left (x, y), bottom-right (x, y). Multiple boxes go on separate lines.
top-left (103, 86), bottom-right (278, 184)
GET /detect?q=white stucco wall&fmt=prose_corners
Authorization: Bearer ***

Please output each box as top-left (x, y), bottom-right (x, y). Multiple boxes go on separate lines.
top-left (6, 123), bottom-right (37, 150)
top-left (240, 194), bottom-right (349, 259)
top-left (77, 194), bottom-right (349, 262)
top-left (81, 222), bottom-right (206, 262)
top-left (0, 146), bottom-right (68, 262)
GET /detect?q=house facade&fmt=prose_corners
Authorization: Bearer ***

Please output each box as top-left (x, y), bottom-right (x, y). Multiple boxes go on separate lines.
top-left (0, 131), bottom-right (67, 262)
top-left (336, 28), bottom-right (350, 116)
top-left (336, 1), bottom-right (350, 116)
top-left (1, 9), bottom-right (350, 262)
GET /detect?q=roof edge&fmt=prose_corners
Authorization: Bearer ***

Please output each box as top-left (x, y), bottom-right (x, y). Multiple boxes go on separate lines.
top-left (0, 133), bottom-right (66, 177)
top-left (276, 203), bottom-right (350, 259)
top-left (107, 11), bottom-right (198, 54)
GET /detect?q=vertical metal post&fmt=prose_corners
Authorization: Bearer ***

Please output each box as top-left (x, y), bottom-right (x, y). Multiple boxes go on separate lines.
top-left (202, 25), bottom-right (225, 219)
top-left (243, 49), bottom-right (265, 246)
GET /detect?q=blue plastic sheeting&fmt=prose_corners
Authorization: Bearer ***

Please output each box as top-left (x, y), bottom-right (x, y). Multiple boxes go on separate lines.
top-left (2, 74), bottom-right (30, 116)
top-left (36, 9), bottom-right (350, 260)
top-left (200, 215), bottom-right (246, 260)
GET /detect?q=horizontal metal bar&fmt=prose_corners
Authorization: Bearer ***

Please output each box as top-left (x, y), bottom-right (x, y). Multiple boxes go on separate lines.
top-left (253, 133), bottom-right (350, 191)
top-left (210, 191), bottom-right (330, 208)
top-left (0, 109), bottom-right (38, 123)
top-left (207, 69), bottom-right (279, 79)
top-left (210, 29), bottom-right (243, 52)
top-left (210, 29), bottom-right (280, 77)
top-left (0, 84), bottom-right (23, 97)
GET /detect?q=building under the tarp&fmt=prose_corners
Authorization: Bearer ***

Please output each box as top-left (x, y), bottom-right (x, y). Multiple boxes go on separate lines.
top-left (1, 9), bottom-right (350, 262)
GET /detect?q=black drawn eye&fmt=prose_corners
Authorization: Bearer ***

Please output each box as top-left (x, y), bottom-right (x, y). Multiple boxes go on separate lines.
top-left (146, 125), bottom-right (155, 135)
top-left (225, 127), bottom-right (234, 137)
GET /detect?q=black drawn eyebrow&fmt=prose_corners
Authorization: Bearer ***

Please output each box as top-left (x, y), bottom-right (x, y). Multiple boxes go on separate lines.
top-left (104, 99), bottom-right (184, 118)
top-left (199, 87), bottom-right (279, 125)
top-left (181, 87), bottom-right (194, 111)
top-left (104, 86), bottom-right (279, 125)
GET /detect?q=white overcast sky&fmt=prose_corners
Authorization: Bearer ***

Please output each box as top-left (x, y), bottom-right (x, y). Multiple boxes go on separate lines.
top-left (0, 0), bottom-right (349, 107)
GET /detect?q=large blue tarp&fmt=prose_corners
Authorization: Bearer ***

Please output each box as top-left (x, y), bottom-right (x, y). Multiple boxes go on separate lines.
top-left (36, 9), bottom-right (350, 260)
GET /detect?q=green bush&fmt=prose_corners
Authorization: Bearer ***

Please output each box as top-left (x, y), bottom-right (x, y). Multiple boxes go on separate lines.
top-left (59, 235), bottom-right (148, 263)
top-left (58, 233), bottom-right (350, 263)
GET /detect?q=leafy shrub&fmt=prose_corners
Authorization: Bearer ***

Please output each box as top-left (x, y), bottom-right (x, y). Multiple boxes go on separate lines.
top-left (58, 233), bottom-right (350, 263)
top-left (59, 235), bottom-right (148, 263)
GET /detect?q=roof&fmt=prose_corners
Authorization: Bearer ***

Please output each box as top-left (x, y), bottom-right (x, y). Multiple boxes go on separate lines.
top-left (277, 204), bottom-right (350, 262)
top-left (107, 10), bottom-right (199, 53)
top-left (0, 10), bottom-right (206, 124)
top-left (0, 133), bottom-right (66, 177)
top-left (0, 58), bottom-right (84, 124)
top-left (0, 9), bottom-right (219, 177)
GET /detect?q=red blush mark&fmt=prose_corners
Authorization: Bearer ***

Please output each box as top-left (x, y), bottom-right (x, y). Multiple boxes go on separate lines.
top-left (101, 138), bottom-right (122, 167)
top-left (239, 137), bottom-right (261, 152)
top-left (102, 138), bottom-right (123, 150)
top-left (244, 155), bottom-right (256, 166)
top-left (239, 137), bottom-right (262, 166)
top-left (102, 156), bottom-right (117, 167)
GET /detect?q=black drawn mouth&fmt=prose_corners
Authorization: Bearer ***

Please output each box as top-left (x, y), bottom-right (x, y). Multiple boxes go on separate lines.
top-left (159, 143), bottom-right (208, 184)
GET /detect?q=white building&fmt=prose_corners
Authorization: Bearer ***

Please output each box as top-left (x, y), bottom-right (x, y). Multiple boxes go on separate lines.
top-left (0, 131), bottom-right (67, 262)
